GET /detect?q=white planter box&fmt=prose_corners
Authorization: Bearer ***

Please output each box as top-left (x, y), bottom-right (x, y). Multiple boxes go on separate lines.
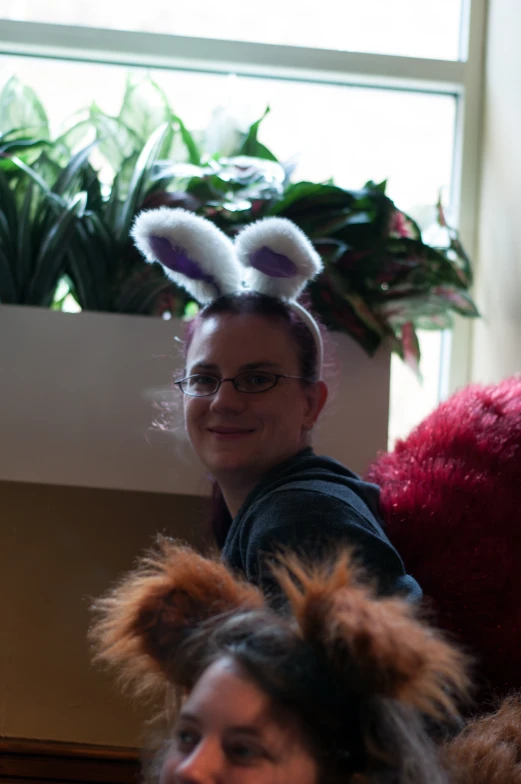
top-left (0, 306), bottom-right (390, 495)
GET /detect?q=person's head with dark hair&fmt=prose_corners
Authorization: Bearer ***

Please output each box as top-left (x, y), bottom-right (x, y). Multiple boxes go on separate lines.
top-left (182, 290), bottom-right (328, 543)
top-left (184, 290), bottom-right (321, 384)
top-left (131, 208), bottom-right (424, 610)
top-left (132, 209), bottom-right (329, 542)
top-left (91, 539), bottom-right (468, 784)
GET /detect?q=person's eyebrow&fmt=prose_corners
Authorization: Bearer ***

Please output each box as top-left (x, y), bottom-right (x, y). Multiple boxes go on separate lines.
top-left (176, 710), bottom-right (200, 725)
top-left (227, 707), bottom-right (274, 738)
top-left (175, 714), bottom-right (266, 739)
top-left (188, 361), bottom-right (283, 373)
top-left (187, 362), bottom-right (219, 373)
top-left (238, 362), bottom-right (283, 371)
top-left (226, 725), bottom-right (264, 736)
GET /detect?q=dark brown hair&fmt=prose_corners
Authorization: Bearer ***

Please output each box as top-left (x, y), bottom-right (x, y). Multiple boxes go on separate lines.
top-left (184, 291), bottom-right (321, 382)
top-left (169, 610), bottom-right (449, 784)
top-left (92, 541), bottom-right (467, 784)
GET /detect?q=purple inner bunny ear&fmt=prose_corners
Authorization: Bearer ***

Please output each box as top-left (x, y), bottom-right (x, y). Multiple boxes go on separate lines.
top-left (149, 235), bottom-right (216, 286)
top-left (250, 246), bottom-right (298, 278)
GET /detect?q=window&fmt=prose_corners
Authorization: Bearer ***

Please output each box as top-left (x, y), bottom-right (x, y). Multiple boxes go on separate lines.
top-left (1, 0), bottom-right (464, 59)
top-left (0, 1), bottom-right (485, 445)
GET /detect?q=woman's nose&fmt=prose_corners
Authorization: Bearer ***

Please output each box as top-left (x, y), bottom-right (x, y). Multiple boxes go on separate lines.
top-left (173, 740), bottom-right (223, 783)
top-left (209, 380), bottom-right (246, 413)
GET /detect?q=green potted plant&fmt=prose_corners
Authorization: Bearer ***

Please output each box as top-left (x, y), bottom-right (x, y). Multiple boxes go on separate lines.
top-left (0, 74), bottom-right (478, 371)
top-left (0, 73), bottom-right (477, 494)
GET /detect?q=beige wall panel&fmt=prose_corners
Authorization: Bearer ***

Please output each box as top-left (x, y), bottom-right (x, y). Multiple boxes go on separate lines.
top-left (0, 480), bottom-right (209, 746)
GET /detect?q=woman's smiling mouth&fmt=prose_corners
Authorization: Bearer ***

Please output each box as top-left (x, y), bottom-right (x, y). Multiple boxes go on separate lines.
top-left (208, 426), bottom-right (256, 440)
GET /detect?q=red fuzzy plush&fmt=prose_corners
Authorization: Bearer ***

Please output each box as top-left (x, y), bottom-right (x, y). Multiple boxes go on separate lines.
top-left (366, 376), bottom-right (521, 700)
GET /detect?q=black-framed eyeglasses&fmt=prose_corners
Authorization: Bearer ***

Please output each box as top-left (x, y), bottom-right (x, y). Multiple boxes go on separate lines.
top-left (175, 371), bottom-right (304, 397)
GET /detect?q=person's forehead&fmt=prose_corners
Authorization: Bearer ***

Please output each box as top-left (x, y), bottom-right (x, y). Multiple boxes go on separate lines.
top-left (185, 657), bottom-right (270, 721)
top-left (182, 658), bottom-right (311, 758)
top-left (186, 313), bottom-right (297, 367)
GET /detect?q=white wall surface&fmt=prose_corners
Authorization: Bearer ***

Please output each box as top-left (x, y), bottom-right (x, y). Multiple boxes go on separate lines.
top-left (471, 0), bottom-right (521, 383)
top-left (0, 306), bottom-right (390, 494)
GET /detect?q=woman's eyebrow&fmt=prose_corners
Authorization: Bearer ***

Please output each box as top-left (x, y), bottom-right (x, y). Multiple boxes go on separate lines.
top-left (189, 362), bottom-right (219, 371)
top-left (239, 361), bottom-right (283, 371)
top-left (188, 361), bottom-right (283, 373)
top-left (227, 708), bottom-right (274, 737)
top-left (176, 710), bottom-right (200, 725)
top-left (225, 725), bottom-right (264, 737)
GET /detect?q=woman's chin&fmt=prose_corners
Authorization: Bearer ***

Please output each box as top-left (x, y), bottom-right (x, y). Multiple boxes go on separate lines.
top-left (203, 443), bottom-right (261, 476)
top-left (208, 454), bottom-right (255, 475)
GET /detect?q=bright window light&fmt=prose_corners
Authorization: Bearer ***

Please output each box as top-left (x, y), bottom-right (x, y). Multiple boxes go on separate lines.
top-left (1, 0), bottom-right (464, 60)
top-left (0, 49), bottom-right (458, 445)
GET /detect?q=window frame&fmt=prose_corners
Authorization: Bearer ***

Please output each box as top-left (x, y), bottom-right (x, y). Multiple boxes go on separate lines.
top-left (0, 0), bottom-right (487, 395)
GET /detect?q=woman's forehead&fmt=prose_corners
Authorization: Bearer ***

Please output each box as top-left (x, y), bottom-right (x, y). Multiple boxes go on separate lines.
top-left (186, 313), bottom-right (298, 368)
top-left (185, 657), bottom-right (271, 721)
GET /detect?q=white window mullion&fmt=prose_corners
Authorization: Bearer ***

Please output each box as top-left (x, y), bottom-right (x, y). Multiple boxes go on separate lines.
top-left (0, 18), bottom-right (464, 92)
top-left (0, 3), bottom-right (487, 410)
top-left (446, 0), bottom-right (488, 394)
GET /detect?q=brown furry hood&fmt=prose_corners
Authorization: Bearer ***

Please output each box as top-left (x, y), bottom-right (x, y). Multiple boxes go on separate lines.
top-left (90, 537), bottom-right (468, 722)
top-left (443, 696), bottom-right (521, 783)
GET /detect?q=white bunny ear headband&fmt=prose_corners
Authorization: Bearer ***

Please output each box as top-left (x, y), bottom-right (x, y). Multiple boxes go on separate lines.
top-left (131, 207), bottom-right (324, 376)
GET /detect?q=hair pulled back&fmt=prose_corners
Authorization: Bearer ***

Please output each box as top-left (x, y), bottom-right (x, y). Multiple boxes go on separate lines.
top-left (184, 291), bottom-right (320, 383)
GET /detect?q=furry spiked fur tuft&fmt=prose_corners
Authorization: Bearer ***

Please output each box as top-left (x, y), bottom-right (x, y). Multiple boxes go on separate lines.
top-left (366, 376), bottom-right (521, 700)
top-left (91, 543), bottom-right (477, 782)
top-left (92, 541), bottom-right (469, 718)
top-left (90, 537), bottom-right (263, 697)
top-left (443, 695), bottom-right (521, 783)
top-left (273, 552), bottom-right (469, 721)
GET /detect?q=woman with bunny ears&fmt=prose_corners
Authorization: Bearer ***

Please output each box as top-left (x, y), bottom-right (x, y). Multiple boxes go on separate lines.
top-left (91, 539), bottom-right (466, 784)
top-left (132, 209), bottom-right (421, 606)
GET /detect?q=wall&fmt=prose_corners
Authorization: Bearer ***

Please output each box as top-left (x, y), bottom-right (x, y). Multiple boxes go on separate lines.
top-left (471, 0), bottom-right (521, 383)
top-left (0, 307), bottom-right (391, 491)
top-left (0, 305), bottom-right (390, 748)
top-left (0, 481), bottom-right (209, 747)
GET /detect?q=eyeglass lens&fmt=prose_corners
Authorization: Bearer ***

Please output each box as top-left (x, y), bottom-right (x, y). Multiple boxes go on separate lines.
top-left (181, 372), bottom-right (279, 395)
